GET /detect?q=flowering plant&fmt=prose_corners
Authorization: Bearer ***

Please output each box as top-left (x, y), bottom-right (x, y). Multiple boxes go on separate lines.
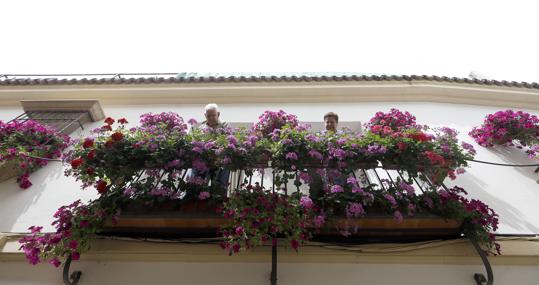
top-left (213, 128), bottom-right (272, 171)
top-left (220, 185), bottom-right (323, 254)
top-left (19, 199), bottom-right (114, 267)
top-left (470, 110), bottom-right (539, 147)
top-left (271, 125), bottom-right (327, 171)
top-left (320, 176), bottom-right (500, 253)
top-left (251, 110), bottom-right (299, 137)
top-left (470, 110), bottom-right (539, 159)
top-left (365, 108), bottom-right (423, 135)
top-left (21, 109), bottom-right (499, 268)
top-left (0, 120), bottom-right (69, 188)
top-left (423, 186), bottom-right (500, 254)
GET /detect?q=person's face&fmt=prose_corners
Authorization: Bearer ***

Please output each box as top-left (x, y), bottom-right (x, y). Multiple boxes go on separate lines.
top-left (325, 117), bottom-right (338, 132)
top-left (205, 109), bottom-right (220, 127)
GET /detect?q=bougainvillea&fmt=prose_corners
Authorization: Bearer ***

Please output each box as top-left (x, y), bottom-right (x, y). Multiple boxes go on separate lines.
top-left (0, 120), bottom-right (69, 189)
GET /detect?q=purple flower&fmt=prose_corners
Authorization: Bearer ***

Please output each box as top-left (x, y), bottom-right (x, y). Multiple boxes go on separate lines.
top-left (346, 177), bottom-right (357, 185)
top-left (351, 187), bottom-right (364, 194)
top-left (384, 194), bottom-right (397, 207)
top-left (49, 258), bottom-right (61, 268)
top-left (300, 196), bottom-right (314, 209)
top-left (330, 185), bottom-right (344, 193)
top-left (222, 156), bottom-right (232, 165)
top-left (314, 214), bottom-right (325, 228)
top-left (188, 118), bottom-right (198, 125)
top-left (394, 210), bottom-right (404, 224)
top-left (198, 191), bottom-right (210, 200)
top-left (399, 181), bottom-right (415, 196)
top-left (235, 226), bottom-right (244, 235)
top-left (308, 150), bottom-right (324, 161)
top-left (367, 144), bottom-right (387, 154)
top-left (285, 152), bottom-right (298, 160)
top-left (461, 142), bottom-right (477, 155)
top-left (192, 159), bottom-right (208, 172)
top-left (123, 187), bottom-right (135, 197)
top-left (345, 202), bottom-right (365, 218)
top-left (299, 172), bottom-right (312, 184)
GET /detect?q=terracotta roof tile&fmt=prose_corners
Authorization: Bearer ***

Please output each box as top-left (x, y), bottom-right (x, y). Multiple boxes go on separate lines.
top-left (0, 74), bottom-right (538, 90)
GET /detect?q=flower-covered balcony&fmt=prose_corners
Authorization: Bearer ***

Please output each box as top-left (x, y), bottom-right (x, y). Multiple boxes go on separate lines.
top-left (10, 108), bottom-right (512, 285)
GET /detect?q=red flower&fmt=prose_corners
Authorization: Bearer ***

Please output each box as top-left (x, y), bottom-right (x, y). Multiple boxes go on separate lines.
top-left (424, 151), bottom-right (446, 165)
top-left (104, 117), bottom-right (115, 125)
top-left (101, 125), bottom-right (112, 131)
top-left (118, 118), bottom-right (128, 124)
top-left (96, 180), bottom-right (108, 194)
top-left (105, 140), bottom-right (114, 148)
top-left (70, 158), bottom-right (84, 169)
top-left (409, 132), bottom-right (431, 142)
top-left (111, 132), bottom-right (124, 142)
top-left (87, 150), bottom-right (95, 160)
top-left (82, 138), bottom-right (94, 149)
top-left (291, 239), bottom-right (299, 251)
top-left (397, 142), bottom-right (408, 150)
top-left (86, 167), bottom-right (95, 175)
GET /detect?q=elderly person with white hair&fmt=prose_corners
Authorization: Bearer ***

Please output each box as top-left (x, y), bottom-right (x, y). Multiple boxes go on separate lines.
top-left (198, 103), bottom-right (229, 132)
top-left (190, 103), bottom-right (231, 191)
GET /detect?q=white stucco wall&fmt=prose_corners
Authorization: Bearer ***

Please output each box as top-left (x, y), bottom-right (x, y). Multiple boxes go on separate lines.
top-left (1, 260), bottom-right (538, 285)
top-left (1, 101), bottom-right (539, 235)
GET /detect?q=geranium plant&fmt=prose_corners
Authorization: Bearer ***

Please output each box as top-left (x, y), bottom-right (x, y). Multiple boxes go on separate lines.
top-left (220, 184), bottom-right (323, 254)
top-left (0, 120), bottom-right (69, 189)
top-left (251, 110), bottom-right (299, 137)
top-left (20, 109), bottom-right (500, 268)
top-left (470, 109), bottom-right (539, 159)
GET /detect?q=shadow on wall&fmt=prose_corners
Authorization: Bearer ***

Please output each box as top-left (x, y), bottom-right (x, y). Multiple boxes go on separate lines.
top-left (0, 161), bottom-right (74, 233)
top-left (454, 171), bottom-right (539, 234)
top-left (488, 146), bottom-right (539, 184)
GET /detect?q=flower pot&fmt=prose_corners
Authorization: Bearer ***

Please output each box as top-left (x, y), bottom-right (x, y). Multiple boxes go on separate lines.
top-left (0, 159), bottom-right (24, 183)
top-left (317, 214), bottom-right (463, 240)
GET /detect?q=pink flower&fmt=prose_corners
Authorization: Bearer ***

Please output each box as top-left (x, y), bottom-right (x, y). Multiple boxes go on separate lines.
top-left (351, 187), bottom-right (364, 194)
top-left (384, 194), bottom-right (397, 207)
top-left (71, 252), bottom-right (80, 261)
top-left (49, 258), bottom-right (61, 268)
top-left (345, 202), bottom-right (365, 218)
top-left (314, 215), bottom-right (325, 228)
top-left (291, 239), bottom-right (300, 251)
top-left (192, 159), bottom-right (208, 172)
top-left (285, 152), bottom-right (298, 160)
top-left (299, 172), bottom-right (312, 184)
top-left (198, 191), bottom-right (210, 200)
top-left (346, 177), bottom-right (357, 185)
top-left (394, 210), bottom-right (404, 224)
top-left (330, 185), bottom-right (344, 193)
top-left (300, 196), bottom-right (313, 209)
top-left (188, 118), bottom-right (198, 125)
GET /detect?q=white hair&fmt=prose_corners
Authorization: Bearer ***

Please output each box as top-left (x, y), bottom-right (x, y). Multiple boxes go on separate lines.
top-left (204, 103), bottom-right (219, 112)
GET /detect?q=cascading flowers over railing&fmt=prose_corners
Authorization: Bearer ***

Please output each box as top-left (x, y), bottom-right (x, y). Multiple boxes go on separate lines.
top-left (0, 120), bottom-right (69, 189)
top-left (20, 108), bottom-right (500, 269)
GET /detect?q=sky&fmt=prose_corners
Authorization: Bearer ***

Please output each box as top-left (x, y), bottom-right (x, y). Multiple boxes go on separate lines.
top-left (1, 0), bottom-right (538, 82)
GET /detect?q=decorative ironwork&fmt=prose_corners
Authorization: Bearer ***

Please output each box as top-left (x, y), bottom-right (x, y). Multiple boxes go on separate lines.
top-left (471, 238), bottom-right (494, 285)
top-left (9, 110), bottom-right (88, 134)
top-left (62, 255), bottom-right (82, 285)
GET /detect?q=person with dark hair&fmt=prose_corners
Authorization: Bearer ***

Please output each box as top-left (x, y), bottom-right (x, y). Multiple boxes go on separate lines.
top-left (324, 112), bottom-right (339, 133)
